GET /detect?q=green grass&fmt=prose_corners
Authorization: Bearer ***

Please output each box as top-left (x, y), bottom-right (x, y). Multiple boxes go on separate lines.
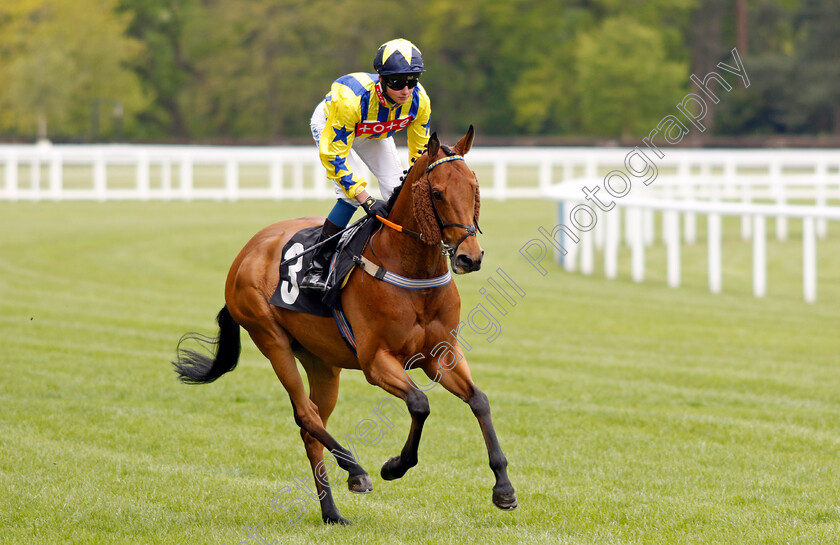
top-left (1, 199), bottom-right (839, 545)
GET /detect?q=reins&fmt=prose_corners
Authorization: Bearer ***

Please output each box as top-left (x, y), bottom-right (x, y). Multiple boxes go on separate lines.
top-left (278, 215), bottom-right (369, 267)
top-left (376, 153), bottom-right (482, 258)
top-left (279, 149), bottom-right (482, 281)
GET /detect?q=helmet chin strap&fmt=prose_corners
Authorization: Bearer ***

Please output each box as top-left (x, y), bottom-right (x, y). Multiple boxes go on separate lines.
top-left (376, 78), bottom-right (398, 106)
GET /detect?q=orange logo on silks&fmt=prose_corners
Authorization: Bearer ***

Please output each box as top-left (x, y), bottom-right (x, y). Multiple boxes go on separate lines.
top-left (356, 116), bottom-right (414, 136)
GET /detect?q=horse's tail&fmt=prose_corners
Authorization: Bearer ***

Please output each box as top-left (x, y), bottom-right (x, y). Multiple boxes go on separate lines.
top-left (172, 306), bottom-right (241, 384)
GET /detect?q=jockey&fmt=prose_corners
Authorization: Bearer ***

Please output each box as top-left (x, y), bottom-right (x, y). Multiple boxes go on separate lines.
top-left (300, 38), bottom-right (432, 292)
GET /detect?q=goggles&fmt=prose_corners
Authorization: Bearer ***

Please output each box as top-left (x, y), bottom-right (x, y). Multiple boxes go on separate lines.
top-left (382, 75), bottom-right (420, 90)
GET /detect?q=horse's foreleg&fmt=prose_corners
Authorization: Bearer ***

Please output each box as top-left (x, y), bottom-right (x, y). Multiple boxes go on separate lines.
top-left (380, 387), bottom-right (429, 480)
top-left (362, 351), bottom-right (430, 481)
top-left (466, 387), bottom-right (517, 509)
top-left (431, 359), bottom-right (518, 510)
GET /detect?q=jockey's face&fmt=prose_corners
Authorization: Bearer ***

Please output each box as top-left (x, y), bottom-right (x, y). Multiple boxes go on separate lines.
top-left (381, 76), bottom-right (414, 105)
top-left (384, 84), bottom-right (411, 104)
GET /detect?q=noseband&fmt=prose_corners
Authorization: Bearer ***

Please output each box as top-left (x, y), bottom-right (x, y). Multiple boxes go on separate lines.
top-left (425, 155), bottom-right (483, 258)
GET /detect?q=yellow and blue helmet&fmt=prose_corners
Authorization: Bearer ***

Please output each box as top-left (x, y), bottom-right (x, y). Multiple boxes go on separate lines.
top-left (373, 38), bottom-right (425, 76)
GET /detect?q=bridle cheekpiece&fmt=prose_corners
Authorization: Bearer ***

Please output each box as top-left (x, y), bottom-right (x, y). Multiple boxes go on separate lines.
top-left (424, 154), bottom-right (482, 258)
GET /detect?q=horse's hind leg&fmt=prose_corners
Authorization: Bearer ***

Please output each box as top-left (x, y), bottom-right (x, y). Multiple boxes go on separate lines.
top-left (428, 356), bottom-right (517, 510)
top-left (246, 326), bottom-right (372, 496)
top-left (297, 355), bottom-right (358, 525)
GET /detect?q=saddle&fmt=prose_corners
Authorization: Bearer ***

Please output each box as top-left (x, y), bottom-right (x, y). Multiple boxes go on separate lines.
top-left (269, 217), bottom-right (379, 317)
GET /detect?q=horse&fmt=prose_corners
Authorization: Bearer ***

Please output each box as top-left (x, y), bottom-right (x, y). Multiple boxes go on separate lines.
top-left (173, 126), bottom-right (517, 524)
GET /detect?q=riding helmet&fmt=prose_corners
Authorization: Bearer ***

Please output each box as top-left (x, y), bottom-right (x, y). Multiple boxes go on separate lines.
top-left (373, 38), bottom-right (425, 76)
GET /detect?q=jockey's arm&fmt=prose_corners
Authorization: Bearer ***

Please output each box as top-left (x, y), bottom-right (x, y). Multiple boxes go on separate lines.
top-left (318, 98), bottom-right (367, 201)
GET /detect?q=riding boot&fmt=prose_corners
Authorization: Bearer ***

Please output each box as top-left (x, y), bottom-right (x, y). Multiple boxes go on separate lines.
top-left (299, 219), bottom-right (344, 292)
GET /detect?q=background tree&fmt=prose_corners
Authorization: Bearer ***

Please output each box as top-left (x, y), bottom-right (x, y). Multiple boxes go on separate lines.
top-left (116, 0), bottom-right (200, 139)
top-left (785, 0), bottom-right (840, 135)
top-left (0, 0), bottom-right (147, 140)
top-left (0, 0), bottom-right (836, 142)
top-left (574, 16), bottom-right (688, 138)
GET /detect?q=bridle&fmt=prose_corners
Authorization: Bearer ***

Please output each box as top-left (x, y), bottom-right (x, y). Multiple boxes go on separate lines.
top-left (423, 155), bottom-right (482, 258)
top-left (282, 152), bottom-right (481, 271)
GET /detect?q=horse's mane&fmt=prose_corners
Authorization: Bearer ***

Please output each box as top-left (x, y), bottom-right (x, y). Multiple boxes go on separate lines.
top-left (385, 144), bottom-right (458, 213)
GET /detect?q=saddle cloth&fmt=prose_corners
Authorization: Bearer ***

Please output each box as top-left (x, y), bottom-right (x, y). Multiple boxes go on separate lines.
top-left (269, 217), bottom-right (378, 317)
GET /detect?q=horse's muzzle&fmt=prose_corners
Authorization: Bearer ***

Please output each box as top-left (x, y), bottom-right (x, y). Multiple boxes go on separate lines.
top-left (453, 250), bottom-right (484, 274)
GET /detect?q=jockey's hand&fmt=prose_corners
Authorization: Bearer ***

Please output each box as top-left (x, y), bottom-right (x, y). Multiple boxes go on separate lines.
top-left (361, 196), bottom-right (388, 218)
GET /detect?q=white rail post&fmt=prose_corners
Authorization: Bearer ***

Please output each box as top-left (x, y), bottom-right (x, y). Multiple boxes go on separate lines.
top-left (661, 183), bottom-right (674, 244)
top-left (644, 209), bottom-right (655, 246)
top-left (560, 201), bottom-right (578, 272)
top-left (94, 152), bottom-right (107, 201)
top-left (538, 158), bottom-right (552, 193)
top-left (735, 161), bottom-right (751, 241)
top-left (580, 223), bottom-right (594, 276)
top-left (680, 161), bottom-right (696, 244)
top-left (562, 161), bottom-right (573, 184)
top-left (5, 151), bottom-right (19, 201)
top-left (594, 206), bottom-right (606, 251)
top-left (604, 206), bottom-right (620, 279)
top-left (30, 154), bottom-right (42, 200)
top-left (753, 215), bottom-right (767, 298)
top-left (624, 201), bottom-right (634, 247)
top-left (586, 157), bottom-right (605, 251)
top-left (49, 153), bottom-right (62, 200)
top-left (314, 161), bottom-right (330, 198)
top-left (803, 217), bottom-right (816, 303)
top-left (630, 207), bottom-right (645, 283)
top-left (816, 160), bottom-right (827, 238)
top-left (708, 212), bottom-right (722, 294)
top-left (180, 154), bottom-right (193, 200)
top-left (162, 157), bottom-right (172, 200)
top-left (137, 150), bottom-right (150, 200)
top-left (493, 159), bottom-right (506, 200)
top-left (665, 210), bottom-right (681, 288)
top-left (771, 161), bottom-right (787, 241)
top-left (225, 159), bottom-right (238, 201)
top-left (270, 159), bottom-right (283, 200)
top-left (292, 162), bottom-right (303, 200)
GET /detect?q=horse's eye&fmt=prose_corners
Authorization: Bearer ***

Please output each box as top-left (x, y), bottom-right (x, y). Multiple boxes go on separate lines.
top-left (432, 190), bottom-right (443, 200)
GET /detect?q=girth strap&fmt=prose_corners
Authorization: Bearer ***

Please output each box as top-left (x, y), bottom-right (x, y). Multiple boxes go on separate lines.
top-left (354, 255), bottom-right (451, 289)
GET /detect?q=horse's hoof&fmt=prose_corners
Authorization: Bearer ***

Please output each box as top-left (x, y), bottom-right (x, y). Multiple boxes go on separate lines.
top-left (324, 515), bottom-right (352, 525)
top-left (347, 473), bottom-right (373, 494)
top-left (492, 491), bottom-right (518, 510)
top-left (380, 456), bottom-right (402, 481)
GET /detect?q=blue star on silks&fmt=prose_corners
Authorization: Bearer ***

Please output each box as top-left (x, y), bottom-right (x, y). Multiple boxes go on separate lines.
top-left (328, 155), bottom-right (347, 175)
top-left (332, 125), bottom-right (353, 144)
top-left (422, 119), bottom-right (432, 135)
top-left (338, 174), bottom-right (355, 190)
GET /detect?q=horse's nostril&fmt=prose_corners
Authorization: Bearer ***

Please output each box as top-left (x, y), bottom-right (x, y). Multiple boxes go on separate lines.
top-left (456, 254), bottom-right (481, 272)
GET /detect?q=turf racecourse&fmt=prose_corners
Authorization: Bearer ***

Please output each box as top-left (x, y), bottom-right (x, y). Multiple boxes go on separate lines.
top-left (1, 199), bottom-right (839, 545)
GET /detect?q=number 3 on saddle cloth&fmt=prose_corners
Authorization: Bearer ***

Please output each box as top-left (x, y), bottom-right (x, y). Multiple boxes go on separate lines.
top-left (269, 218), bottom-right (380, 355)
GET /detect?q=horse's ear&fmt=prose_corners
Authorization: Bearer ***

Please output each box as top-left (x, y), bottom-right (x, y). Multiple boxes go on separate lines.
top-left (427, 132), bottom-right (440, 158)
top-left (455, 125), bottom-right (475, 156)
top-left (412, 178), bottom-right (442, 245)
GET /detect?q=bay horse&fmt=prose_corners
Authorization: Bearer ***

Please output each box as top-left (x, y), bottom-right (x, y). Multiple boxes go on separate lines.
top-left (173, 126), bottom-right (517, 524)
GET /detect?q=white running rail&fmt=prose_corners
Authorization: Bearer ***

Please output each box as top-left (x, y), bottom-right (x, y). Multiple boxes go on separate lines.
top-left (544, 178), bottom-right (840, 303)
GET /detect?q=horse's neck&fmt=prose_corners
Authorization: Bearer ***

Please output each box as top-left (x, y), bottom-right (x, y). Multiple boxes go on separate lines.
top-left (376, 170), bottom-right (447, 279)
